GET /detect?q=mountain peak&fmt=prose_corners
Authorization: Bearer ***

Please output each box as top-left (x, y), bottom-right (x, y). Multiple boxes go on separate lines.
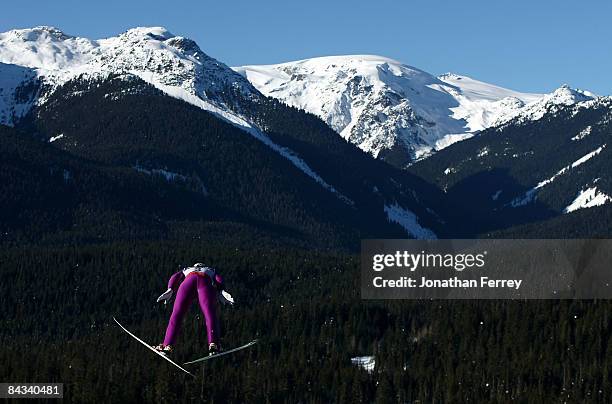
top-left (236, 58), bottom-right (545, 165)
top-left (491, 85), bottom-right (595, 128)
top-left (4, 26), bottom-right (73, 42)
top-left (552, 84), bottom-right (593, 103)
top-left (0, 25), bottom-right (258, 126)
top-left (120, 26), bottom-right (175, 41)
top-left (549, 85), bottom-right (593, 103)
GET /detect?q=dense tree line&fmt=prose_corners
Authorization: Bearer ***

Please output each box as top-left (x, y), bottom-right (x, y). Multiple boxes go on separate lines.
top-left (0, 241), bottom-right (610, 402)
top-left (2, 73), bottom-right (612, 403)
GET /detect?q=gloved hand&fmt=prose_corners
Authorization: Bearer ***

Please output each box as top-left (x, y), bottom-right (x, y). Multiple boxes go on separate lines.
top-left (219, 290), bottom-right (234, 306)
top-left (157, 288), bottom-right (174, 303)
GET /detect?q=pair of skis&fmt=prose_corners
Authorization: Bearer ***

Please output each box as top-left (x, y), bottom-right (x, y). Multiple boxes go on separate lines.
top-left (113, 317), bottom-right (257, 377)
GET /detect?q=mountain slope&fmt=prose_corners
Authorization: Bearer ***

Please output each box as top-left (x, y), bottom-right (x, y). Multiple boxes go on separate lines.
top-left (0, 26), bottom-right (455, 245)
top-left (10, 72), bottom-right (449, 246)
top-left (234, 56), bottom-right (544, 167)
top-left (408, 95), bottom-right (612, 236)
top-left (0, 123), bottom-right (243, 244)
top-left (0, 63), bottom-right (39, 125)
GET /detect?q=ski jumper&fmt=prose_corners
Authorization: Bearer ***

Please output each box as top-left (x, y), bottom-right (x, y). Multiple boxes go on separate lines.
top-left (163, 266), bottom-right (224, 346)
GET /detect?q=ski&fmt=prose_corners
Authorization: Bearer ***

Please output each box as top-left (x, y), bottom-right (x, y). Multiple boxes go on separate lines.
top-left (184, 339), bottom-right (258, 365)
top-left (113, 317), bottom-right (195, 377)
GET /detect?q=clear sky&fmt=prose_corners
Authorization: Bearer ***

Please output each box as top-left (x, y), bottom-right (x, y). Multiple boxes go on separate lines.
top-left (1, 0), bottom-right (610, 94)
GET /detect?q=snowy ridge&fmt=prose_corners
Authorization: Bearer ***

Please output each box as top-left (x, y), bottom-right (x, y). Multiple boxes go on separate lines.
top-left (496, 85), bottom-right (594, 127)
top-left (0, 26), bottom-right (258, 125)
top-left (0, 26), bottom-right (256, 102)
top-left (437, 73), bottom-right (541, 131)
top-left (234, 57), bottom-right (545, 163)
top-left (243, 127), bottom-right (355, 206)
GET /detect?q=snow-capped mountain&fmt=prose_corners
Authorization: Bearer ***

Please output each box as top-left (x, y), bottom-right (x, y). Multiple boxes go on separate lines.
top-left (234, 56), bottom-right (593, 166)
top-left (408, 93), bottom-right (612, 236)
top-left (0, 26), bottom-right (450, 242)
top-left (0, 27), bottom-right (598, 170)
top-left (0, 27), bottom-right (358, 216)
top-left (0, 26), bottom-right (259, 127)
top-left (0, 26), bottom-right (256, 98)
top-left (494, 85), bottom-right (594, 127)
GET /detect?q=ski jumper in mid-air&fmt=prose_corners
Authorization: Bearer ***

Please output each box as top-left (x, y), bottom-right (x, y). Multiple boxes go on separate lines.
top-left (154, 263), bottom-right (234, 355)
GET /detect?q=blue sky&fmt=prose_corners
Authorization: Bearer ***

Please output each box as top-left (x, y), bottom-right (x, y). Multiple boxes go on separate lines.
top-left (1, 0), bottom-right (610, 94)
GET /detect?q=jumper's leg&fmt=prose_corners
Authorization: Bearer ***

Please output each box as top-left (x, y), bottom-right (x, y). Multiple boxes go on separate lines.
top-left (196, 276), bottom-right (220, 345)
top-left (162, 275), bottom-right (197, 346)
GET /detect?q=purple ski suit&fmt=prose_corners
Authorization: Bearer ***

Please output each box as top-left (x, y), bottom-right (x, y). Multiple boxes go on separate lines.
top-left (162, 268), bottom-right (224, 346)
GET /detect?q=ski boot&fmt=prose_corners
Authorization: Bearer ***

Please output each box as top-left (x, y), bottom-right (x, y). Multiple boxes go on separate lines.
top-left (153, 344), bottom-right (173, 356)
top-left (208, 342), bottom-right (222, 356)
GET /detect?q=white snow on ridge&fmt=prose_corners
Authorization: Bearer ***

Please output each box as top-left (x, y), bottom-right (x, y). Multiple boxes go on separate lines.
top-left (510, 145), bottom-right (607, 207)
top-left (572, 126), bottom-right (592, 141)
top-left (49, 133), bottom-right (64, 142)
top-left (236, 117), bottom-right (355, 206)
top-left (564, 186), bottom-right (612, 213)
top-left (234, 57), bottom-right (544, 161)
top-left (384, 203), bottom-right (437, 239)
top-left (0, 26), bottom-right (254, 98)
top-left (496, 85), bottom-right (594, 127)
top-left (437, 73), bottom-right (542, 131)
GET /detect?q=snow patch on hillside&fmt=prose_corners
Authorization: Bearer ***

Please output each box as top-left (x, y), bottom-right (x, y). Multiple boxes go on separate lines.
top-left (510, 145), bottom-right (606, 207)
top-left (351, 356), bottom-right (375, 373)
top-left (384, 203), bottom-right (436, 239)
top-left (572, 126), bottom-right (592, 141)
top-left (134, 165), bottom-right (187, 182)
top-left (564, 186), bottom-right (612, 213)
